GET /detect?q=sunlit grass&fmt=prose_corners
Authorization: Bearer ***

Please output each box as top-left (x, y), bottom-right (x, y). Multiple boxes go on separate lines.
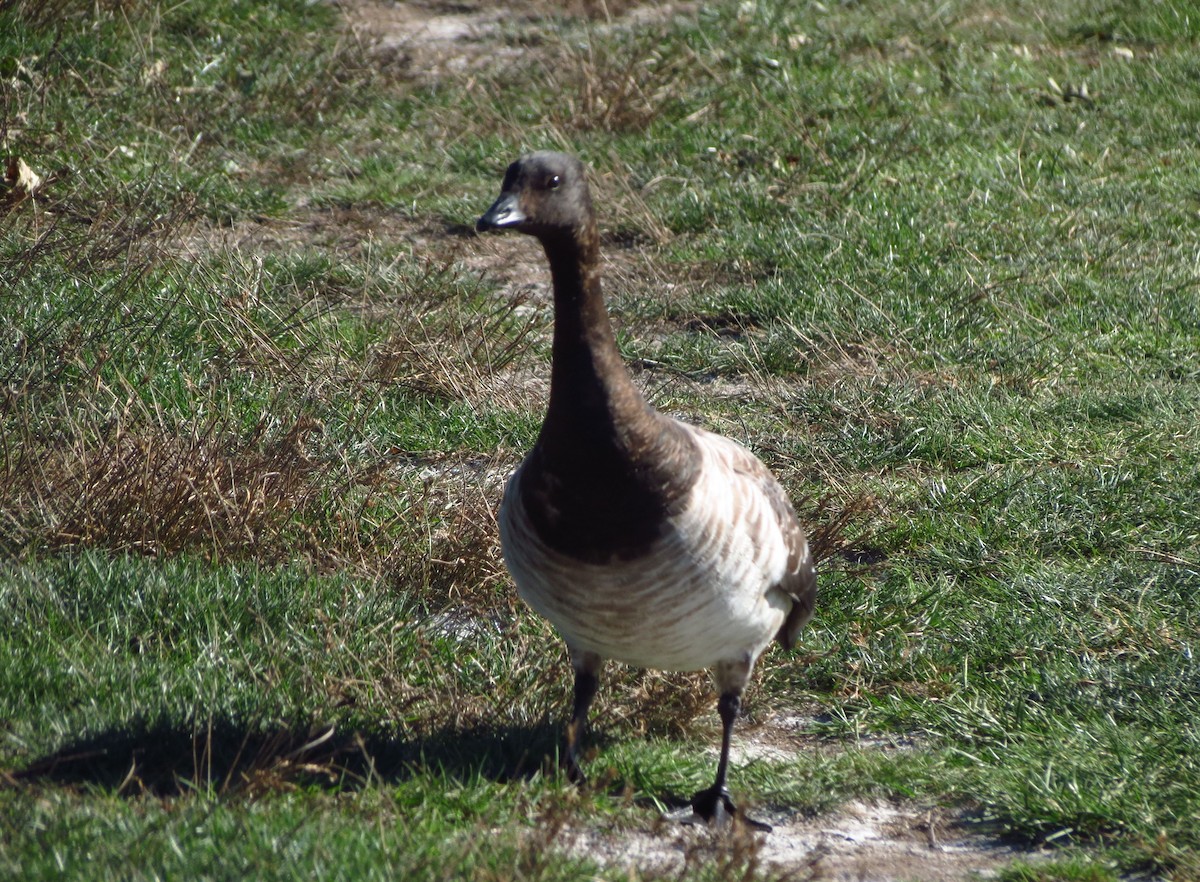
top-left (2, 0), bottom-right (1198, 878)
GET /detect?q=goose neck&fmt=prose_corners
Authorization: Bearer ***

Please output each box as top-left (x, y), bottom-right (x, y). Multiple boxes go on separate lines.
top-left (540, 234), bottom-right (646, 436)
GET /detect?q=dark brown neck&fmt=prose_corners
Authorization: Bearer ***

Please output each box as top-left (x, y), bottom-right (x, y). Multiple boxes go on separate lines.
top-left (541, 227), bottom-right (649, 442)
top-left (519, 224), bottom-right (699, 562)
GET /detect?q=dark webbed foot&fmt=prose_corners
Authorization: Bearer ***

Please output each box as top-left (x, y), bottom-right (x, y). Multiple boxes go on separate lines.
top-left (665, 785), bottom-right (772, 832)
top-left (663, 682), bottom-right (771, 832)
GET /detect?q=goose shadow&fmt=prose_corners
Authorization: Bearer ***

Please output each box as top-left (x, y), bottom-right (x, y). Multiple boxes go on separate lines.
top-left (9, 717), bottom-right (597, 797)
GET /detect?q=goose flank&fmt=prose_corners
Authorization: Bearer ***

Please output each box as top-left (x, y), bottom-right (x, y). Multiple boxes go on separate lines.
top-left (476, 151), bottom-right (816, 830)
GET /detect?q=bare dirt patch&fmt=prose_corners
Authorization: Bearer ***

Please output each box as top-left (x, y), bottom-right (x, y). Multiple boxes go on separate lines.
top-left (337, 0), bottom-right (698, 80)
top-left (181, 205), bottom-right (434, 261)
top-left (563, 801), bottom-right (1038, 881)
top-left (339, 0), bottom-right (519, 78)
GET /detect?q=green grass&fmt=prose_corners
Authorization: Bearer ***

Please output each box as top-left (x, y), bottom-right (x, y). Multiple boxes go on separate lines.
top-left (3, 0), bottom-right (1199, 879)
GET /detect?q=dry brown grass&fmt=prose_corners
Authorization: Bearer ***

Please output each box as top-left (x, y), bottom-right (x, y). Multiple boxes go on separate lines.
top-left (536, 30), bottom-right (698, 135)
top-left (801, 491), bottom-right (883, 568)
top-left (0, 415), bottom-right (318, 557)
top-left (377, 454), bottom-right (514, 609)
top-left (370, 288), bottom-right (542, 410)
top-left (0, 370), bottom-right (523, 595)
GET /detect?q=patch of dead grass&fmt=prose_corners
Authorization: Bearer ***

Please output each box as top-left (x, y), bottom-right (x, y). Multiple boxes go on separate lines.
top-left (0, 414), bottom-right (325, 558)
top-left (377, 451), bottom-right (514, 609)
top-left (369, 288), bottom-right (542, 410)
top-left (534, 31), bottom-right (699, 136)
top-left (179, 205), bottom-right (426, 263)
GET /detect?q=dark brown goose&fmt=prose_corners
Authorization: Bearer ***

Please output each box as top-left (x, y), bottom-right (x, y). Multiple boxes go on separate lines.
top-left (477, 152), bottom-right (816, 830)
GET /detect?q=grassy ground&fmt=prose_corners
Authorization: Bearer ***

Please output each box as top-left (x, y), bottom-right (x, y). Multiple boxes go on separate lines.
top-left (2, 0), bottom-right (1199, 878)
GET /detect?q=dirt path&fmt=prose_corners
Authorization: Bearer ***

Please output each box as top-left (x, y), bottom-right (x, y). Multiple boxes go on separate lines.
top-left (564, 799), bottom-right (1032, 881)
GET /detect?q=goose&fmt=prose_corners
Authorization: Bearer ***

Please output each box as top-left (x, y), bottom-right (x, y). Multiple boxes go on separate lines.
top-left (476, 151), bottom-right (816, 830)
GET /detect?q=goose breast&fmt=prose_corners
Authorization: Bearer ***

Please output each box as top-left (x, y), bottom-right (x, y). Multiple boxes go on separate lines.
top-left (499, 423), bottom-right (803, 671)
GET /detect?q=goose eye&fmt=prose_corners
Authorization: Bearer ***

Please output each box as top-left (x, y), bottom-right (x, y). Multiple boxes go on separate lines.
top-left (546, 174), bottom-right (561, 190)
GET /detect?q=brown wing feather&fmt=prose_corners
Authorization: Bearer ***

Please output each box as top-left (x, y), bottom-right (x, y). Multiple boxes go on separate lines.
top-left (731, 448), bottom-right (816, 651)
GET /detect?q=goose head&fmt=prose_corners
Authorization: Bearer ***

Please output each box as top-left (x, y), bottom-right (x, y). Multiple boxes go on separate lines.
top-left (476, 151), bottom-right (594, 242)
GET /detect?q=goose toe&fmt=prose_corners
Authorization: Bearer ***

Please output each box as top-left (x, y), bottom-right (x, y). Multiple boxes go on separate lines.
top-left (664, 785), bottom-right (772, 833)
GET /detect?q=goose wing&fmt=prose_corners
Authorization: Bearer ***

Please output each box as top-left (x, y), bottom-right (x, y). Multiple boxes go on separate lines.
top-left (702, 429), bottom-right (816, 651)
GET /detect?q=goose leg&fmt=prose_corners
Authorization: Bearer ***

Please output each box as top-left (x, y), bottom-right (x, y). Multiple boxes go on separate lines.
top-left (670, 658), bottom-right (771, 832)
top-left (687, 691), bottom-right (740, 823)
top-left (564, 650), bottom-right (600, 784)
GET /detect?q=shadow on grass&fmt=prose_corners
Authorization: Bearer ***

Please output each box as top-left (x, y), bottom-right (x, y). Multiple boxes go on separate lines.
top-left (8, 718), bottom-right (586, 797)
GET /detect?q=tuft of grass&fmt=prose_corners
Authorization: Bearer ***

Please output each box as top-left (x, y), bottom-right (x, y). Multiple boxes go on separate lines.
top-left (997, 857), bottom-right (1121, 882)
